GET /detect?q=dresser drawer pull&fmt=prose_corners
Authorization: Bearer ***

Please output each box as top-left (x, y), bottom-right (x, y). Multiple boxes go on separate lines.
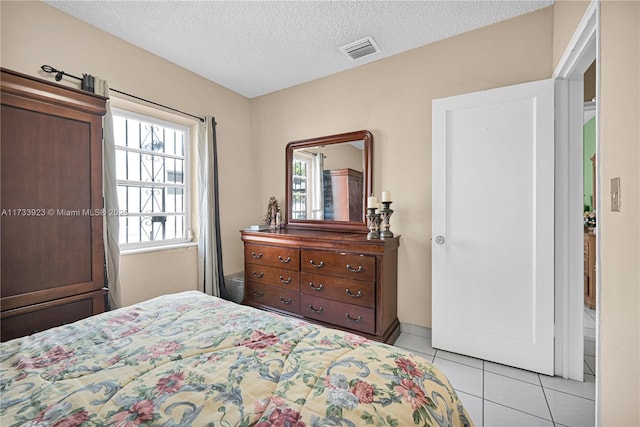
top-left (345, 288), bottom-right (363, 298)
top-left (309, 260), bottom-right (325, 268)
top-left (278, 255), bottom-right (292, 263)
top-left (346, 264), bottom-right (363, 273)
top-left (279, 276), bottom-right (292, 284)
top-left (253, 290), bottom-right (264, 297)
top-left (252, 271), bottom-right (264, 278)
top-left (308, 282), bottom-right (324, 291)
top-left (280, 297), bottom-right (293, 305)
top-left (346, 313), bottom-right (362, 323)
top-left (251, 251), bottom-right (263, 259)
top-left (309, 304), bottom-right (324, 313)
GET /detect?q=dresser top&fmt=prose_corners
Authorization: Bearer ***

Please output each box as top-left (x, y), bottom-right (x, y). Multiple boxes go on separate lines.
top-left (241, 227), bottom-right (400, 253)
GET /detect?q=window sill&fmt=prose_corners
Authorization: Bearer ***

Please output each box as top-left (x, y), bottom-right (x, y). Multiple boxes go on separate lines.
top-left (120, 242), bottom-right (198, 256)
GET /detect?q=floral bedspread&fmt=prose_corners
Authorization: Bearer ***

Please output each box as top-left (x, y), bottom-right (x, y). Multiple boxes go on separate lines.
top-left (1, 291), bottom-right (472, 426)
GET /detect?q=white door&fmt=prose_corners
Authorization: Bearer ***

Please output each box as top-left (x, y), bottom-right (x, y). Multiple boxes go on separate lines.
top-left (432, 79), bottom-right (555, 375)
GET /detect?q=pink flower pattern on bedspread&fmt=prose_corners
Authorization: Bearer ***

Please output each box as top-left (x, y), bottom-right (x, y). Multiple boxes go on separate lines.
top-left (0, 291), bottom-right (472, 426)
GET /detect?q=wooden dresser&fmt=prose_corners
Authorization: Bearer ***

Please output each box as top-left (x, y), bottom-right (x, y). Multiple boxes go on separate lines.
top-left (241, 228), bottom-right (400, 343)
top-left (584, 230), bottom-right (596, 309)
top-left (1, 68), bottom-right (107, 341)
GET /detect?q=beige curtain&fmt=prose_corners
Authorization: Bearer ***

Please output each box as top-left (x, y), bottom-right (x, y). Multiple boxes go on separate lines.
top-left (197, 116), bottom-right (225, 297)
top-left (311, 152), bottom-right (324, 220)
top-left (94, 78), bottom-right (122, 308)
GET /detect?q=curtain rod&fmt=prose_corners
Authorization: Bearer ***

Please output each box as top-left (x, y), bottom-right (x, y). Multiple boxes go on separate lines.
top-left (41, 65), bottom-right (205, 123)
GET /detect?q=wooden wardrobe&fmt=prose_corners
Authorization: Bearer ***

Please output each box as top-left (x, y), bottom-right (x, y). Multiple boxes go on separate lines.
top-left (323, 168), bottom-right (363, 222)
top-left (1, 68), bottom-right (108, 341)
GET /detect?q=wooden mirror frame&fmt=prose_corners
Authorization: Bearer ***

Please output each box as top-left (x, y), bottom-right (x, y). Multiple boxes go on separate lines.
top-left (285, 130), bottom-right (372, 232)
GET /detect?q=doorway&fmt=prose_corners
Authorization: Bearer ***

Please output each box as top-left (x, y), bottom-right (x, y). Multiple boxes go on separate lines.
top-left (582, 60), bottom-right (597, 381)
top-left (552, 1), bottom-right (599, 388)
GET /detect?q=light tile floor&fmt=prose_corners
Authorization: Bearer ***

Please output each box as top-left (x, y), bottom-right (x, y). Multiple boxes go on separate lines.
top-left (394, 306), bottom-right (596, 427)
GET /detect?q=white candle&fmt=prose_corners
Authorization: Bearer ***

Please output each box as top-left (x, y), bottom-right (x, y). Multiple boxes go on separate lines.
top-left (367, 195), bottom-right (377, 209)
top-left (381, 190), bottom-right (391, 202)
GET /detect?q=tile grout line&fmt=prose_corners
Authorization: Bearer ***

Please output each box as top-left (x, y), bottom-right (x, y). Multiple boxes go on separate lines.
top-left (538, 373), bottom-right (557, 426)
top-left (541, 384), bottom-right (596, 402)
top-left (482, 398), bottom-right (557, 424)
top-left (584, 359), bottom-right (595, 376)
top-left (483, 368), bottom-right (556, 424)
top-left (482, 360), bottom-right (485, 427)
top-left (485, 369), bottom-right (542, 386)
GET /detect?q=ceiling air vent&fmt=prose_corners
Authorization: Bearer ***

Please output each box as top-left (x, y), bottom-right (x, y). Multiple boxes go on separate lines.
top-left (340, 36), bottom-right (380, 60)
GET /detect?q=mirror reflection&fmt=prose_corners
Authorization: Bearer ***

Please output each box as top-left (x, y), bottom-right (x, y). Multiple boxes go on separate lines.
top-left (286, 130), bottom-right (372, 231)
top-left (291, 141), bottom-right (364, 222)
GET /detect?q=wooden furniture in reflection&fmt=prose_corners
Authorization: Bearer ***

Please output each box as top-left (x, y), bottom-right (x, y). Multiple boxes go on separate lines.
top-left (591, 154), bottom-right (596, 209)
top-left (1, 68), bottom-right (107, 341)
top-left (323, 168), bottom-right (363, 222)
top-left (241, 228), bottom-right (400, 343)
top-left (584, 230), bottom-right (596, 309)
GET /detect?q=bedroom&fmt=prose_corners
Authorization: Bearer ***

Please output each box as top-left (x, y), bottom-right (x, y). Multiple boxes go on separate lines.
top-left (1, 1), bottom-right (638, 426)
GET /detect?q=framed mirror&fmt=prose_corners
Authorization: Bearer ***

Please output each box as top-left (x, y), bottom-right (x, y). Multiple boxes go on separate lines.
top-left (285, 130), bottom-right (372, 232)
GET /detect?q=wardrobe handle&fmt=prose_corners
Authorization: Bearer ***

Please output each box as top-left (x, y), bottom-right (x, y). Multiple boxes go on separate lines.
top-left (346, 264), bottom-right (363, 273)
top-left (280, 297), bottom-right (292, 305)
top-left (278, 255), bottom-right (291, 263)
top-left (308, 282), bottom-right (324, 291)
top-left (309, 304), bottom-right (324, 313)
top-left (251, 251), bottom-right (263, 259)
top-left (309, 260), bottom-right (325, 268)
top-left (345, 288), bottom-right (362, 298)
top-left (253, 291), bottom-right (264, 297)
top-left (279, 276), bottom-right (292, 284)
top-left (252, 271), bottom-right (264, 278)
top-left (346, 313), bottom-right (362, 323)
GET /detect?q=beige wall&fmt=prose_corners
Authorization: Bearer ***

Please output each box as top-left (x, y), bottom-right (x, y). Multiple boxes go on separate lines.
top-left (0, 1), bottom-right (255, 305)
top-left (552, 1), bottom-right (590, 69)
top-left (119, 246), bottom-right (198, 306)
top-left (598, 2), bottom-right (640, 425)
top-left (321, 143), bottom-right (364, 172)
top-left (251, 7), bottom-right (554, 328)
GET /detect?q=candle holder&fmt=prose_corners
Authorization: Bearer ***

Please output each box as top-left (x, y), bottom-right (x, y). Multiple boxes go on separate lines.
top-left (366, 207), bottom-right (381, 240)
top-left (379, 201), bottom-right (394, 239)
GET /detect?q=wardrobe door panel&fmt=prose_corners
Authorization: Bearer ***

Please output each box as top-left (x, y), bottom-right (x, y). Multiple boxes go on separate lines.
top-left (2, 106), bottom-right (94, 296)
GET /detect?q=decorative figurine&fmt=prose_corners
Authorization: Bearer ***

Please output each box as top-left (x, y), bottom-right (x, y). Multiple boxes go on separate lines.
top-left (263, 196), bottom-right (279, 229)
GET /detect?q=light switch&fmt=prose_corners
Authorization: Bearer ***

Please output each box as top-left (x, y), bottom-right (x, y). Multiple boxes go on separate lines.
top-left (610, 177), bottom-right (621, 212)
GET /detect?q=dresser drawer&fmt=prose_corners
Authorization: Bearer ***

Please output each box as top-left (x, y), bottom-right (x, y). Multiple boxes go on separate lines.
top-left (246, 263), bottom-right (300, 289)
top-left (301, 272), bottom-right (374, 308)
top-left (301, 250), bottom-right (375, 281)
top-left (301, 294), bottom-right (375, 334)
top-left (245, 282), bottom-right (300, 315)
top-left (245, 243), bottom-right (300, 271)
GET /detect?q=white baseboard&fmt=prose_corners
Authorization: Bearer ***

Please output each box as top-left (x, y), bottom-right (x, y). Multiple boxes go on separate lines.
top-left (400, 323), bottom-right (432, 339)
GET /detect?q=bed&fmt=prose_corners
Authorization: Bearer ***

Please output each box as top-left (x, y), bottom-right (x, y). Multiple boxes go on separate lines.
top-left (0, 291), bottom-right (472, 426)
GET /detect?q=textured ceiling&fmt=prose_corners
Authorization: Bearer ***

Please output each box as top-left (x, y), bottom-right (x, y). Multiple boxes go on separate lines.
top-left (43, 1), bottom-right (553, 99)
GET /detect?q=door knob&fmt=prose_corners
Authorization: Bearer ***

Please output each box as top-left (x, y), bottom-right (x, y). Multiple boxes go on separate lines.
top-left (435, 235), bottom-right (445, 245)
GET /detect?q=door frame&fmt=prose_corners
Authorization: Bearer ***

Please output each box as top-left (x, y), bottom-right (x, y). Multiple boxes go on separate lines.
top-left (552, 0), bottom-right (599, 395)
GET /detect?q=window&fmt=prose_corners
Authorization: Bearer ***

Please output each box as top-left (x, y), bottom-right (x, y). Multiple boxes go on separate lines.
top-left (292, 156), bottom-right (309, 219)
top-left (112, 108), bottom-right (190, 249)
